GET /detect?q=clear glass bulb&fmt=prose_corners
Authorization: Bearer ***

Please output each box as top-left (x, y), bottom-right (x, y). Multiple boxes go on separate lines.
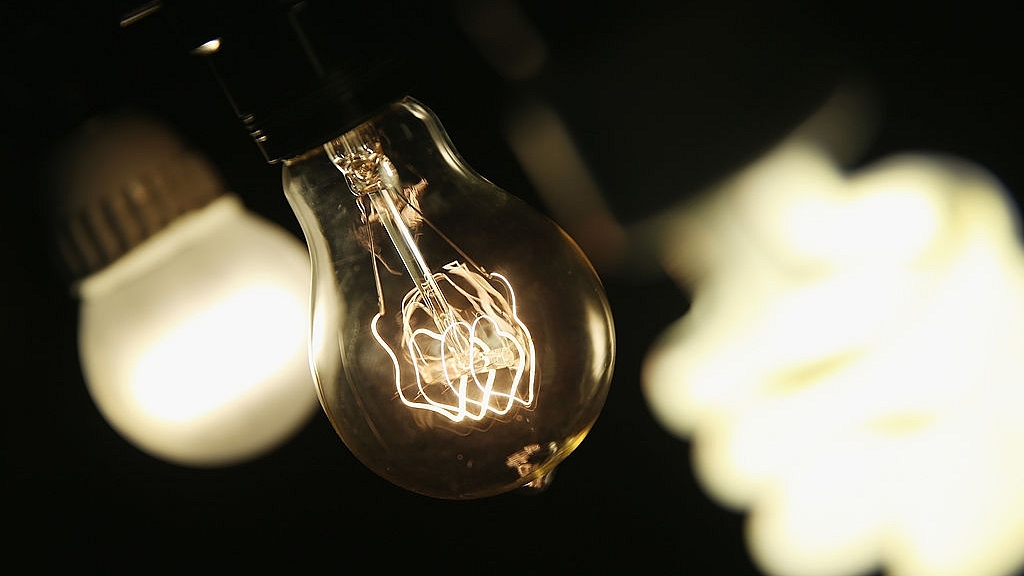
top-left (282, 97), bottom-right (615, 499)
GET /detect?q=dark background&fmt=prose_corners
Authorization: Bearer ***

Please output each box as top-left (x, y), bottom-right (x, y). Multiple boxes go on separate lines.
top-left (2, 1), bottom-right (1021, 573)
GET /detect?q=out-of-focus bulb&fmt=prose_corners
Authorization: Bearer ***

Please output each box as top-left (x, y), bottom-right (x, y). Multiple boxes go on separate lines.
top-left (50, 113), bottom-right (319, 467)
top-left (643, 140), bottom-right (1024, 576)
top-left (282, 97), bottom-right (615, 499)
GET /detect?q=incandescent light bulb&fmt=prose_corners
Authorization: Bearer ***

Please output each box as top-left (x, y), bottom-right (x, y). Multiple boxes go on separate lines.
top-left (49, 113), bottom-right (319, 467)
top-left (152, 0), bottom-right (616, 497)
top-left (282, 97), bottom-right (615, 499)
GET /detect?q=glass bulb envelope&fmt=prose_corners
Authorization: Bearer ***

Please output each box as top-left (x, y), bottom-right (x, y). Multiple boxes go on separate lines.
top-left (283, 98), bottom-right (615, 499)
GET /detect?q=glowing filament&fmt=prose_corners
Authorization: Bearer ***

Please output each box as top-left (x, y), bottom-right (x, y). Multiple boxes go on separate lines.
top-left (374, 261), bottom-right (535, 422)
top-left (326, 132), bottom-right (536, 425)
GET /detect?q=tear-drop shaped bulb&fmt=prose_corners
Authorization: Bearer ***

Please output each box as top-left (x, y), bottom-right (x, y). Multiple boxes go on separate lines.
top-left (282, 98), bottom-right (615, 499)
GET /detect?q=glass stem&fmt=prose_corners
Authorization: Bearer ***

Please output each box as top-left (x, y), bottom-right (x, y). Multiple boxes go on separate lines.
top-left (326, 130), bottom-right (461, 338)
top-left (366, 167), bottom-right (454, 330)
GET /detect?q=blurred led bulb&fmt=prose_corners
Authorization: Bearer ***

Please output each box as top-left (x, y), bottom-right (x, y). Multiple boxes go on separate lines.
top-left (52, 113), bottom-right (319, 467)
top-left (283, 98), bottom-right (615, 499)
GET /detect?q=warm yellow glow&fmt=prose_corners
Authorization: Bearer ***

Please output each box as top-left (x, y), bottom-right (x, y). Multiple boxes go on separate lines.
top-left (375, 261), bottom-right (535, 422)
top-left (643, 142), bottom-right (1024, 576)
top-left (132, 284), bottom-right (307, 422)
top-left (327, 133), bottom-right (536, 425)
top-left (191, 38), bottom-right (222, 55)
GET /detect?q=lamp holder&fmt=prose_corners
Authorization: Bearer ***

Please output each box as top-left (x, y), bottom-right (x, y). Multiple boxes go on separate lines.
top-left (127, 0), bottom-right (438, 164)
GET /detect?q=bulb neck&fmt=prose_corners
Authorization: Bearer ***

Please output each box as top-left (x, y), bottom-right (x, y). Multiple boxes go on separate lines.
top-left (244, 80), bottom-right (406, 166)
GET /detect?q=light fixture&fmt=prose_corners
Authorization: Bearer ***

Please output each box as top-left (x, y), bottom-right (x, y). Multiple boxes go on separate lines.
top-left (145, 0), bottom-right (617, 498)
top-left (48, 112), bottom-right (319, 467)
